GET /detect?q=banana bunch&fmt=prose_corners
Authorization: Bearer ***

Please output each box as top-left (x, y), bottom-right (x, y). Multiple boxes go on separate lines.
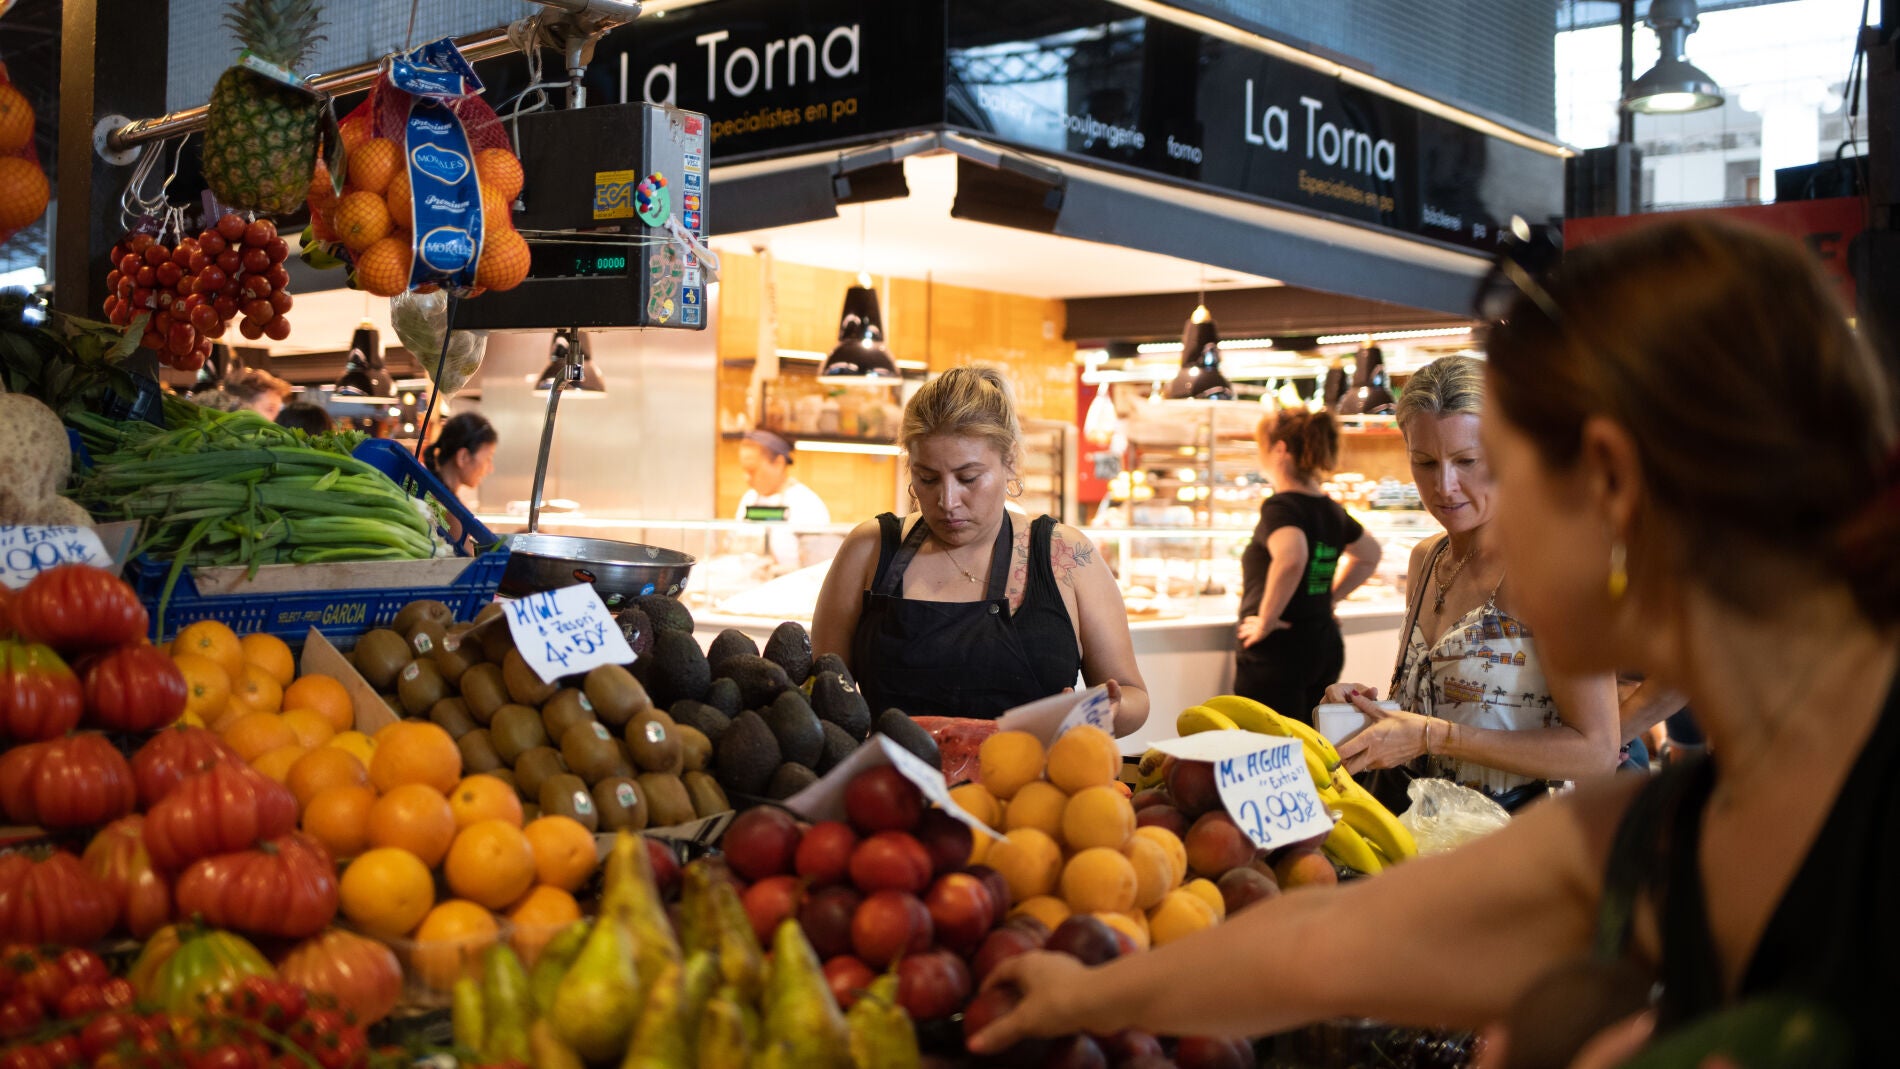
top-left (1169, 695), bottom-right (1418, 874)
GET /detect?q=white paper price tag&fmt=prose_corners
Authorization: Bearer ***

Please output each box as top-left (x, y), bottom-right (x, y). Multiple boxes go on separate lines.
top-left (995, 684), bottom-right (1111, 744)
top-left (783, 734), bottom-right (1005, 842)
top-left (1055, 687), bottom-right (1114, 739)
top-left (0, 526), bottom-right (113, 591)
top-left (1153, 730), bottom-right (1333, 850)
top-left (502, 583), bottom-right (636, 684)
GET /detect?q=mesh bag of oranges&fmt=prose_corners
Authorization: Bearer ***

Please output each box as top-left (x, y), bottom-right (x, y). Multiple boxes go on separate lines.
top-left (0, 62), bottom-right (48, 244)
top-left (306, 39), bottom-right (526, 299)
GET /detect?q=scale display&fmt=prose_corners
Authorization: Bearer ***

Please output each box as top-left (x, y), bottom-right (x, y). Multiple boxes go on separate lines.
top-left (526, 242), bottom-right (638, 280)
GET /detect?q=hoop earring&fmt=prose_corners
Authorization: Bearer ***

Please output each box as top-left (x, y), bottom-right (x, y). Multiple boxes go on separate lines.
top-left (1607, 541), bottom-right (1628, 601)
top-left (1006, 478), bottom-right (1025, 499)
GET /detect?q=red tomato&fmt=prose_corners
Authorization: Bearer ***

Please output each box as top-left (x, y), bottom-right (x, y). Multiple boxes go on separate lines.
top-left (142, 761), bottom-right (296, 872)
top-left (14, 957), bottom-right (65, 1011)
top-left (55, 948), bottom-right (108, 989)
top-left (38, 1035), bottom-right (80, 1067)
top-left (83, 645), bottom-right (187, 733)
top-left (276, 929), bottom-right (399, 1026)
top-left (0, 1042), bottom-right (52, 1069)
top-left (223, 975), bottom-right (306, 1031)
top-left (99, 977), bottom-right (135, 1009)
top-left (0, 852), bottom-right (120, 947)
top-left (79, 1011), bottom-right (143, 1059)
top-left (129, 726), bottom-right (236, 809)
top-left (0, 992), bottom-right (42, 1038)
top-left (174, 833), bottom-right (337, 940)
top-left (0, 640), bottom-right (83, 741)
top-left (187, 1042), bottom-right (258, 1069)
top-left (56, 980), bottom-right (108, 1018)
top-left (8, 565), bottom-right (149, 654)
top-left (286, 1008), bottom-right (365, 1069)
top-left (82, 816), bottom-right (174, 939)
top-left (0, 734), bottom-right (137, 829)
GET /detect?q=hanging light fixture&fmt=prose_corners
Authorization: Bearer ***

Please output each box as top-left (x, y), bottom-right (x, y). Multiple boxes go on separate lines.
top-left (1165, 303), bottom-right (1235, 400)
top-left (334, 324), bottom-right (395, 400)
top-left (535, 328), bottom-right (607, 395)
top-left (1337, 345), bottom-right (1396, 415)
top-left (819, 275), bottom-right (901, 381)
top-left (1626, 0), bottom-right (1724, 114)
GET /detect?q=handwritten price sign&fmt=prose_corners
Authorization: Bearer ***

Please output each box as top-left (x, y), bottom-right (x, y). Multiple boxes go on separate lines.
top-left (0, 526), bottom-right (113, 590)
top-left (1153, 730), bottom-right (1333, 851)
top-left (503, 583), bottom-right (637, 684)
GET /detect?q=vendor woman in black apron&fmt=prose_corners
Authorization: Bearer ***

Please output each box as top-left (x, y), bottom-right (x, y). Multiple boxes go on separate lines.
top-left (812, 366), bottom-right (1149, 734)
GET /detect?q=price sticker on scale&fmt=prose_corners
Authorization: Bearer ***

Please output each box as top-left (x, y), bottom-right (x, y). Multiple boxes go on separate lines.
top-left (0, 526), bottom-right (113, 590)
top-left (1153, 730), bottom-right (1333, 851)
top-left (503, 583), bottom-right (636, 684)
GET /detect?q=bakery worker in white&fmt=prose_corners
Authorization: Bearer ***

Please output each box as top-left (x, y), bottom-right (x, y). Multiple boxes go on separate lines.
top-left (736, 430), bottom-right (833, 572)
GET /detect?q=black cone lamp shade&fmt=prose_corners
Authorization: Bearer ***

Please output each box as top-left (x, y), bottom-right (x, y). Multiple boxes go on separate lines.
top-left (1626, 0), bottom-right (1724, 114)
top-left (821, 285), bottom-right (900, 380)
top-left (1166, 305), bottom-right (1235, 401)
top-left (1337, 346), bottom-right (1396, 415)
top-left (535, 329), bottom-right (607, 394)
top-left (335, 326), bottom-right (395, 399)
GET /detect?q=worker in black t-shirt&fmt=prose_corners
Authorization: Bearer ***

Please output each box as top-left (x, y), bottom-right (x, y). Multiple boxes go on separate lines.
top-left (1235, 409), bottom-right (1384, 724)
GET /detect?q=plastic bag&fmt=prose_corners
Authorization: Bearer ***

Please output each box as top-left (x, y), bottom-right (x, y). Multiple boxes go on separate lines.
top-left (1398, 777), bottom-right (1511, 855)
top-left (911, 716), bottom-right (998, 785)
top-left (390, 289), bottom-right (486, 396)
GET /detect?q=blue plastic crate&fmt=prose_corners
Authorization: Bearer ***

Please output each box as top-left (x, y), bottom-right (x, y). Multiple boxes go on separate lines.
top-left (352, 438), bottom-right (497, 554)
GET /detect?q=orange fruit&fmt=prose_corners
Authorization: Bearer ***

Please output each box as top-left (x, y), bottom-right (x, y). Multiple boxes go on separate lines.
top-left (478, 183), bottom-right (510, 235)
top-left (445, 820), bottom-right (536, 910)
top-left (522, 816), bottom-right (598, 892)
top-left (348, 137), bottom-right (402, 195)
top-left (285, 674), bottom-right (354, 733)
top-left (1062, 785), bottom-right (1136, 852)
top-left (367, 783), bottom-right (457, 867)
top-left (174, 621), bottom-right (244, 680)
top-left (1046, 725), bottom-right (1120, 794)
top-left (338, 116), bottom-right (372, 155)
top-left (987, 827), bottom-right (1063, 904)
top-left (0, 84), bottom-right (35, 154)
top-left (0, 157), bottom-right (48, 233)
top-left (252, 744), bottom-right (307, 785)
top-left (308, 158), bottom-right (339, 218)
top-left (280, 709), bottom-right (336, 750)
top-left (240, 633), bottom-right (296, 688)
top-left (222, 712), bottom-right (297, 762)
top-left (339, 846), bottom-right (435, 939)
top-left (1003, 781), bottom-right (1068, 842)
top-left (303, 784), bottom-right (377, 860)
top-left (506, 886), bottom-right (580, 967)
top-left (1123, 834), bottom-right (1176, 910)
top-left (1059, 847), bottom-right (1139, 915)
top-left (449, 775), bottom-right (523, 830)
top-left (327, 730), bottom-right (376, 767)
top-left (288, 746), bottom-right (370, 808)
top-left (208, 702), bottom-right (250, 735)
top-left (369, 721), bottom-right (462, 794)
top-left (230, 663), bottom-right (284, 717)
top-left (385, 170), bottom-right (411, 231)
top-left (474, 227), bottom-right (529, 292)
top-left (335, 190), bottom-right (392, 254)
top-left (978, 731), bottom-right (1046, 800)
top-left (411, 900), bottom-right (499, 991)
top-left (476, 148), bottom-right (524, 200)
top-left (173, 653), bottom-right (231, 724)
top-left (356, 236), bottom-right (412, 298)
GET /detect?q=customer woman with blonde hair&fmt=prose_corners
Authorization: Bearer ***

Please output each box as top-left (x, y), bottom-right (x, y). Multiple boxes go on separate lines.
top-left (812, 365), bottom-right (1148, 734)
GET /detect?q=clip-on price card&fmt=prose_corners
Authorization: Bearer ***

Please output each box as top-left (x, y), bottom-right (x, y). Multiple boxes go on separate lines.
top-left (1154, 730), bottom-right (1333, 852)
top-left (994, 684), bottom-right (1112, 744)
top-left (0, 525), bottom-right (113, 590)
top-left (786, 735), bottom-right (1005, 842)
top-left (503, 583), bottom-right (637, 684)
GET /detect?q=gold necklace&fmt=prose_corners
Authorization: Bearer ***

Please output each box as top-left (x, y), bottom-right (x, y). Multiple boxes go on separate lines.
top-left (1433, 538), bottom-right (1481, 614)
top-left (936, 537), bottom-right (982, 585)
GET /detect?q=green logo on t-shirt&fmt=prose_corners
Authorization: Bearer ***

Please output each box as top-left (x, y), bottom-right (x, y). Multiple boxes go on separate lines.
top-left (1306, 543), bottom-right (1341, 596)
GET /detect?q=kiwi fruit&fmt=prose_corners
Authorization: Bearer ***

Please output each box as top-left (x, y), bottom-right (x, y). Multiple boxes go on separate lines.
top-left (584, 664), bottom-right (651, 729)
top-left (393, 599), bottom-right (454, 636)
top-left (456, 728), bottom-right (504, 773)
top-left (675, 724), bottom-right (711, 773)
top-left (458, 663), bottom-right (509, 724)
top-left (540, 689), bottom-right (597, 746)
top-left (593, 777), bottom-right (649, 832)
top-left (682, 771), bottom-right (732, 819)
top-left (563, 721), bottom-right (633, 784)
top-left (406, 618), bottom-right (448, 659)
top-left (512, 746), bottom-right (568, 802)
top-left (490, 704), bottom-right (550, 764)
top-left (478, 609), bottom-right (516, 663)
top-left (429, 696), bottom-right (477, 740)
top-left (637, 772), bottom-right (695, 827)
top-left (353, 629), bottom-right (412, 690)
top-left (540, 773), bottom-right (599, 831)
top-left (397, 659), bottom-right (451, 717)
top-left (432, 629), bottom-right (483, 687)
top-left (502, 648), bottom-right (558, 707)
top-left (520, 803), bottom-right (541, 821)
top-left (626, 709), bottom-right (684, 775)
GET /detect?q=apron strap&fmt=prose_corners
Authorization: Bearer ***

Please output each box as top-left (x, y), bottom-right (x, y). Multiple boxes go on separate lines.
top-left (985, 514), bottom-right (1015, 601)
top-left (875, 517), bottom-right (934, 597)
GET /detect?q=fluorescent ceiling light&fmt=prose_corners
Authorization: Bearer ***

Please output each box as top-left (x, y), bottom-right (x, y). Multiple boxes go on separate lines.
top-left (793, 440), bottom-right (903, 456)
top-left (1315, 327), bottom-right (1473, 345)
top-left (1136, 337), bottom-right (1273, 354)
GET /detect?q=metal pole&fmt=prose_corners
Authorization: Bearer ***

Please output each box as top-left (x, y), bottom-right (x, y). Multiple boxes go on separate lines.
top-left (528, 327), bottom-right (582, 533)
top-left (1619, 0), bottom-right (1636, 144)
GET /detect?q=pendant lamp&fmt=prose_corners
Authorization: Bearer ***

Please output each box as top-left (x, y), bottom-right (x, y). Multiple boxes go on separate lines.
top-left (1166, 304), bottom-right (1235, 400)
top-left (334, 324), bottom-right (395, 399)
top-left (820, 278), bottom-right (900, 380)
top-left (1337, 346), bottom-right (1396, 415)
top-left (1626, 0), bottom-right (1724, 114)
top-left (535, 328), bottom-right (607, 395)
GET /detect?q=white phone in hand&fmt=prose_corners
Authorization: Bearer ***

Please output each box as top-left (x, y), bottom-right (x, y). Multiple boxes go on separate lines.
top-left (1313, 700), bottom-right (1399, 745)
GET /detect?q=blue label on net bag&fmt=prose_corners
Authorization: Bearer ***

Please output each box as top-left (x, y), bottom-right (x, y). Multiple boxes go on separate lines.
top-left (389, 37), bottom-right (483, 98)
top-left (404, 98), bottom-right (483, 288)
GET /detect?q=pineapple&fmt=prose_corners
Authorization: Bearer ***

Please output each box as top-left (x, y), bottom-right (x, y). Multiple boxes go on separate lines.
top-left (200, 0), bottom-right (326, 216)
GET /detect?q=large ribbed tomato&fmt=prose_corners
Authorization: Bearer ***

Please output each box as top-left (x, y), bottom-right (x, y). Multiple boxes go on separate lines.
top-left (174, 834), bottom-right (337, 940)
top-left (0, 852), bottom-right (120, 945)
top-left (81, 816), bottom-right (173, 939)
top-left (276, 928), bottom-right (402, 1026)
top-left (8, 565), bottom-right (148, 654)
top-left (82, 644), bottom-right (187, 733)
top-left (128, 926), bottom-right (273, 1015)
top-left (0, 733), bottom-right (136, 829)
top-left (142, 761), bottom-right (297, 872)
top-left (0, 640), bottom-right (82, 742)
top-left (130, 725), bottom-right (237, 808)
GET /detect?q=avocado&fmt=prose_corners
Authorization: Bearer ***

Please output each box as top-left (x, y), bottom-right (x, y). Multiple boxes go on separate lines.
top-left (716, 655), bottom-right (791, 709)
top-left (817, 721), bottom-right (857, 774)
top-left (707, 629), bottom-right (759, 670)
top-left (675, 724), bottom-right (711, 772)
top-left (713, 710), bottom-right (781, 798)
top-left (762, 689), bottom-right (823, 769)
top-left (593, 777), bottom-right (649, 832)
top-left (626, 709), bottom-right (684, 775)
top-left (539, 773), bottom-right (599, 832)
top-left (682, 771), bottom-right (732, 819)
top-left (502, 648), bottom-right (558, 707)
top-left (635, 594), bottom-right (694, 635)
top-left (812, 671), bottom-right (872, 741)
top-left (811, 652), bottom-right (854, 687)
top-left (669, 700), bottom-right (731, 744)
top-left (562, 721), bottom-right (633, 784)
top-left (512, 746), bottom-right (568, 802)
top-left (393, 599), bottom-right (454, 636)
top-left (428, 696), bottom-right (477, 740)
top-left (583, 663), bottom-right (651, 729)
top-left (489, 704), bottom-right (549, 764)
top-left (704, 678), bottom-right (742, 719)
top-left (646, 630), bottom-right (711, 708)
top-left (765, 763), bottom-right (818, 801)
top-left (540, 689), bottom-right (597, 747)
top-left (456, 728), bottom-right (504, 774)
top-left (353, 629), bottom-right (411, 690)
top-left (458, 662), bottom-right (508, 724)
top-left (762, 622), bottom-right (814, 685)
top-left (397, 658), bottom-right (451, 717)
top-left (638, 772), bottom-right (696, 827)
top-left (873, 708), bottom-right (942, 771)
top-left (612, 607), bottom-right (655, 663)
